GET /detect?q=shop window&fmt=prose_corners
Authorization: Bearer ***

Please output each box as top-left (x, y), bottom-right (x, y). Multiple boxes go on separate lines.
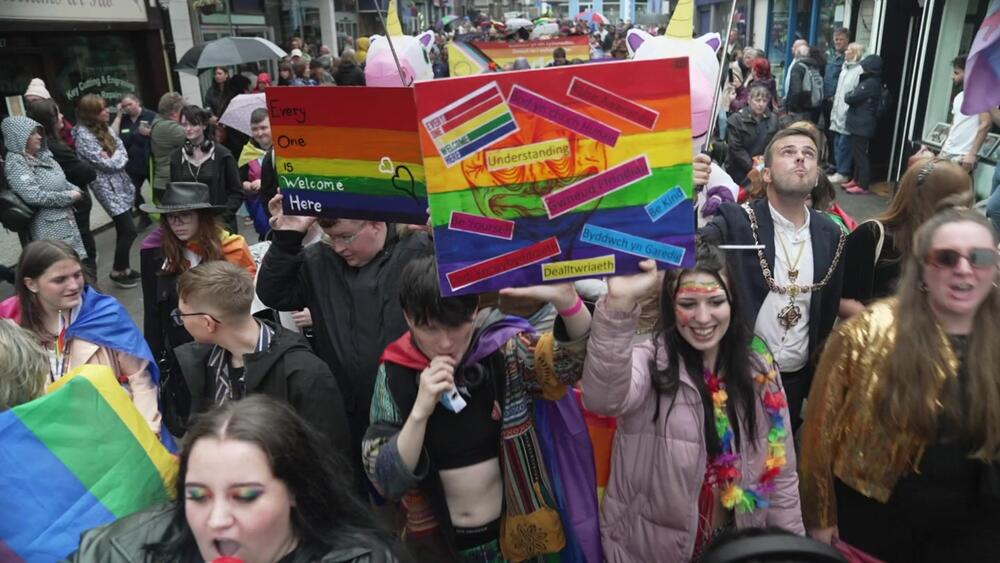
top-left (0, 53), bottom-right (42, 118)
top-left (47, 35), bottom-right (143, 117)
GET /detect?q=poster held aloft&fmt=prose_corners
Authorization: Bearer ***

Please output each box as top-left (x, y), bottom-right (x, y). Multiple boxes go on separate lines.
top-left (266, 86), bottom-right (429, 225)
top-left (413, 58), bottom-right (697, 296)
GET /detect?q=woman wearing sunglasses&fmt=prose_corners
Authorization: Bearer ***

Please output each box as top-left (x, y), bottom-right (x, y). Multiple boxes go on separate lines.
top-left (839, 158), bottom-right (973, 319)
top-left (139, 182), bottom-right (256, 436)
top-left (801, 207), bottom-right (1000, 561)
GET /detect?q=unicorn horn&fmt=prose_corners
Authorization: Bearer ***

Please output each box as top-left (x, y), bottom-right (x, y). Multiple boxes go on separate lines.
top-left (386, 0), bottom-right (403, 36)
top-left (667, 0), bottom-right (694, 39)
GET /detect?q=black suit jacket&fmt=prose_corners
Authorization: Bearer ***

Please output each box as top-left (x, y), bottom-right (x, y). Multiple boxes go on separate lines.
top-left (700, 197), bottom-right (845, 369)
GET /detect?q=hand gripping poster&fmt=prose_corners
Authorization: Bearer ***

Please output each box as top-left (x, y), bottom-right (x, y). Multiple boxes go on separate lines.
top-left (267, 86), bottom-right (428, 224)
top-left (413, 58), bottom-right (696, 296)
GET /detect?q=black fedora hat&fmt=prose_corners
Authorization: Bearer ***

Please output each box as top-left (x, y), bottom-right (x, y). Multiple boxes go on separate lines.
top-left (139, 182), bottom-right (228, 214)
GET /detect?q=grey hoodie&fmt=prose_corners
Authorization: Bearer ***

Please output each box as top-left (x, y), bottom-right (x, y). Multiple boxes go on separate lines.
top-left (2, 116), bottom-right (86, 256)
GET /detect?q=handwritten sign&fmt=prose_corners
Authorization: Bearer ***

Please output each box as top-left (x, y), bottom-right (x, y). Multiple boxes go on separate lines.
top-left (267, 86), bottom-right (428, 224)
top-left (414, 58), bottom-right (697, 296)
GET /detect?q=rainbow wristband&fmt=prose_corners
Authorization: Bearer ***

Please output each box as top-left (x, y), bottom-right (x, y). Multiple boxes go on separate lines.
top-left (557, 296), bottom-right (584, 317)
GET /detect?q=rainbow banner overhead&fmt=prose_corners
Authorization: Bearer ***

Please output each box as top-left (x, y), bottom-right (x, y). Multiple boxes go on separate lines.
top-left (0, 365), bottom-right (178, 562)
top-left (414, 58), bottom-right (696, 296)
top-left (267, 86), bottom-right (428, 225)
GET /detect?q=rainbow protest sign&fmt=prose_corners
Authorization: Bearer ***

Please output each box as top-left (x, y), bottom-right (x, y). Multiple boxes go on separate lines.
top-left (0, 365), bottom-right (177, 562)
top-left (267, 86), bottom-right (428, 224)
top-left (448, 37), bottom-right (591, 77)
top-left (414, 58), bottom-right (696, 296)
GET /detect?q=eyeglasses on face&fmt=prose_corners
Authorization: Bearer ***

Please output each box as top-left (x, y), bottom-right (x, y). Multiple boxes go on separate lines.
top-left (165, 212), bottom-right (196, 225)
top-left (925, 248), bottom-right (1000, 270)
top-left (170, 307), bottom-right (222, 327)
top-left (324, 227), bottom-right (364, 246)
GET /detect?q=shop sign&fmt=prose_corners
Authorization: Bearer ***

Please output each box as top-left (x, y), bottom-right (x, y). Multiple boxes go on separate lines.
top-left (0, 0), bottom-right (147, 23)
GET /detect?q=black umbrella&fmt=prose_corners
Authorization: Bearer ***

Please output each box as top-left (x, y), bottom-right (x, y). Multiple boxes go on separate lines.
top-left (176, 37), bottom-right (287, 72)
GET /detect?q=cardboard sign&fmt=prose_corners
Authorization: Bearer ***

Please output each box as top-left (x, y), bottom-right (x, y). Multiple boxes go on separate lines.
top-left (448, 36), bottom-right (591, 77)
top-left (266, 86), bottom-right (428, 224)
top-left (414, 58), bottom-right (696, 296)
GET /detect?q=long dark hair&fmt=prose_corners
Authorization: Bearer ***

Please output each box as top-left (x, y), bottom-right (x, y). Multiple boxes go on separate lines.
top-left (14, 240), bottom-right (88, 342)
top-left (650, 243), bottom-right (758, 455)
top-left (145, 396), bottom-right (404, 560)
top-left (25, 99), bottom-right (61, 142)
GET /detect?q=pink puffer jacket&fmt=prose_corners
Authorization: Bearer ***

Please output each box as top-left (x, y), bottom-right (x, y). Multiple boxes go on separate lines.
top-left (581, 298), bottom-right (804, 562)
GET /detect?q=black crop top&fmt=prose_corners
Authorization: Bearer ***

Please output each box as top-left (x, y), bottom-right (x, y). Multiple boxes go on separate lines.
top-left (387, 354), bottom-right (503, 470)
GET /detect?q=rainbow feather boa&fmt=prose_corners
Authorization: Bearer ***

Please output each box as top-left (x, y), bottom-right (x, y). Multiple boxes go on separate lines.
top-left (703, 353), bottom-right (788, 513)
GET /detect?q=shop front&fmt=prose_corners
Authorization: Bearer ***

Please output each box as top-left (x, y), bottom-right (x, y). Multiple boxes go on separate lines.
top-left (0, 0), bottom-right (169, 119)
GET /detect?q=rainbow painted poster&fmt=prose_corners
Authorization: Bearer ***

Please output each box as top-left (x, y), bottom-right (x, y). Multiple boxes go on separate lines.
top-left (414, 58), bottom-right (695, 296)
top-left (267, 86), bottom-right (428, 224)
top-left (0, 365), bottom-right (177, 562)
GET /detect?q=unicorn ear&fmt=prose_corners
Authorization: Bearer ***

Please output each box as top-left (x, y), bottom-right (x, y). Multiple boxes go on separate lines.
top-left (417, 30), bottom-right (435, 51)
top-left (626, 29), bottom-right (653, 57)
top-left (699, 33), bottom-right (722, 53)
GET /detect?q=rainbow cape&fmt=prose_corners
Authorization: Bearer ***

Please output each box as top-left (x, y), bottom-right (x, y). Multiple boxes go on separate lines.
top-left (0, 365), bottom-right (178, 562)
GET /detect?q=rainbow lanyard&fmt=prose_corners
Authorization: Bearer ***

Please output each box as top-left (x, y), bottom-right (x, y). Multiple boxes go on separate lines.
top-left (52, 310), bottom-right (70, 382)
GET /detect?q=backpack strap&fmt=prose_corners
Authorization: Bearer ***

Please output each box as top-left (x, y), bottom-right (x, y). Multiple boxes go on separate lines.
top-left (871, 220), bottom-right (885, 270)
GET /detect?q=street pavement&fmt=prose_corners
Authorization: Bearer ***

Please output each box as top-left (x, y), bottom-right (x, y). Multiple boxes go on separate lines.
top-left (0, 187), bottom-right (888, 324)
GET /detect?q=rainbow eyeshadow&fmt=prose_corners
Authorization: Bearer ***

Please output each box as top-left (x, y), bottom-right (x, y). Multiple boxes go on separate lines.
top-left (232, 487), bottom-right (263, 501)
top-left (185, 486), bottom-right (209, 501)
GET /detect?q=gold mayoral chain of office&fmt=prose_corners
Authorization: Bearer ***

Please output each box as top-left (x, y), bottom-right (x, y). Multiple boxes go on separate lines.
top-left (741, 203), bottom-right (845, 329)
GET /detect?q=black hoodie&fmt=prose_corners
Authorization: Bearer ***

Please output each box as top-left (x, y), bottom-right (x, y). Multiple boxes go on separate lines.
top-left (844, 54), bottom-right (884, 138)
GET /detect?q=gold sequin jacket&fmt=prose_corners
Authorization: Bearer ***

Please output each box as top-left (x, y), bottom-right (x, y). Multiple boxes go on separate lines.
top-left (799, 298), bottom-right (959, 530)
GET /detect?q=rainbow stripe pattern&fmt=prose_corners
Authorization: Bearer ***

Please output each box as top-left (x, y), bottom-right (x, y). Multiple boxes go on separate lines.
top-left (267, 86), bottom-right (428, 224)
top-left (414, 58), bottom-right (696, 296)
top-left (0, 365), bottom-right (177, 562)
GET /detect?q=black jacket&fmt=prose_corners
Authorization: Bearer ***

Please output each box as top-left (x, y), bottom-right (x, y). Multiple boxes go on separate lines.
top-left (700, 198), bottom-right (846, 371)
top-left (256, 229), bottom-right (433, 423)
top-left (173, 321), bottom-right (351, 458)
top-left (334, 62), bottom-right (366, 86)
top-left (786, 56), bottom-right (820, 114)
top-left (844, 55), bottom-right (883, 139)
top-left (120, 108), bottom-right (157, 177)
top-left (725, 107), bottom-right (779, 185)
top-left (62, 503), bottom-right (398, 563)
top-left (168, 143), bottom-right (243, 232)
top-left (49, 138), bottom-right (96, 189)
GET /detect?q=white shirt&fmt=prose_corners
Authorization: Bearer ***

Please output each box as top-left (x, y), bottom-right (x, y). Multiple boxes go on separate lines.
top-left (941, 91), bottom-right (979, 157)
top-left (753, 204), bottom-right (813, 373)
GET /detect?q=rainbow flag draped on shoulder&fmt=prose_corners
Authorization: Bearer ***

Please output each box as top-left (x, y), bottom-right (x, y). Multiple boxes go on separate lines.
top-left (0, 365), bottom-right (178, 562)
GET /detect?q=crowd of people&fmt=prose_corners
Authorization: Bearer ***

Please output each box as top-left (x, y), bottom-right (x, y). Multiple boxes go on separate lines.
top-left (0, 16), bottom-right (999, 563)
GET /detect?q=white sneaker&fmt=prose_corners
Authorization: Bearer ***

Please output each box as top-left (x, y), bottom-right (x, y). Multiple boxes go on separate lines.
top-left (827, 173), bottom-right (848, 184)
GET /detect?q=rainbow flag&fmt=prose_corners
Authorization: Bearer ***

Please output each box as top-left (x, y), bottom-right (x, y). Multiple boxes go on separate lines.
top-left (414, 58), bottom-right (696, 296)
top-left (0, 365), bottom-right (178, 562)
top-left (267, 86), bottom-right (428, 224)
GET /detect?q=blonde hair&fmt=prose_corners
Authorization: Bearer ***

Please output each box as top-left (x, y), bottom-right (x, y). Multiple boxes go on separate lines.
top-left (845, 42), bottom-right (866, 62)
top-left (0, 319), bottom-right (49, 411)
top-left (177, 261), bottom-right (255, 320)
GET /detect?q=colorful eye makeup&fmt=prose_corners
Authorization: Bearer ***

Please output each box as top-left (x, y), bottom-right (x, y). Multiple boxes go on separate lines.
top-left (185, 486), bottom-right (210, 501)
top-left (232, 487), bottom-right (263, 502)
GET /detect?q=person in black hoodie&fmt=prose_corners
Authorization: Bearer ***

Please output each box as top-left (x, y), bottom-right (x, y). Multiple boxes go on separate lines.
top-left (171, 260), bottom-right (351, 460)
top-left (26, 99), bottom-right (98, 270)
top-left (256, 192), bottom-right (433, 492)
top-left (843, 54), bottom-right (883, 194)
top-left (334, 49), bottom-right (366, 86)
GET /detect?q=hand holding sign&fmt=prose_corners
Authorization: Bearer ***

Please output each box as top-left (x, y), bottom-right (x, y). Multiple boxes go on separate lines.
top-left (268, 192), bottom-right (317, 233)
top-left (606, 259), bottom-right (660, 311)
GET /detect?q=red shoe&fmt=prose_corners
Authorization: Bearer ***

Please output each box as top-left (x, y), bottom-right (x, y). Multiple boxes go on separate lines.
top-left (845, 185), bottom-right (869, 194)
top-left (842, 180), bottom-right (858, 189)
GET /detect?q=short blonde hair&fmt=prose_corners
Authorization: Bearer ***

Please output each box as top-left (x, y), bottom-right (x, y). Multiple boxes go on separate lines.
top-left (177, 260), bottom-right (255, 320)
top-left (846, 42), bottom-right (866, 62)
top-left (0, 319), bottom-right (48, 411)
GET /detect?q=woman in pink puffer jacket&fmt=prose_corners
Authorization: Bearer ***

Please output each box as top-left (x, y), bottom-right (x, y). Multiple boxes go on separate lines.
top-left (581, 244), bottom-right (804, 562)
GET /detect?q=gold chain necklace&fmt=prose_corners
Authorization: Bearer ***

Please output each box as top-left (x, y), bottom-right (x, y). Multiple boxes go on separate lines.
top-left (742, 203), bottom-right (845, 329)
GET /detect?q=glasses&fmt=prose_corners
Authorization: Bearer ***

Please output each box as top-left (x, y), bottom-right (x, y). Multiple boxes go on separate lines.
top-left (325, 227), bottom-right (364, 247)
top-left (171, 308), bottom-right (221, 327)
top-left (165, 212), bottom-right (196, 225)
top-left (925, 248), bottom-right (1000, 270)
